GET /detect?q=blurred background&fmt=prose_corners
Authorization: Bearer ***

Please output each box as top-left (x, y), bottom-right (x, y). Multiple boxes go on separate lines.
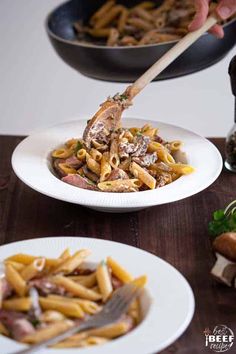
top-left (0, 0), bottom-right (235, 136)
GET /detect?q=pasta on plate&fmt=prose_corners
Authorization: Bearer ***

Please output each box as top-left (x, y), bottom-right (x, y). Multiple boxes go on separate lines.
top-left (0, 249), bottom-right (147, 348)
top-left (51, 118), bottom-right (194, 193)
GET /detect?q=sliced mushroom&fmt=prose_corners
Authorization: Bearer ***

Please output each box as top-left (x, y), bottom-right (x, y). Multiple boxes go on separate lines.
top-left (83, 101), bottom-right (123, 149)
top-left (211, 232), bottom-right (236, 287)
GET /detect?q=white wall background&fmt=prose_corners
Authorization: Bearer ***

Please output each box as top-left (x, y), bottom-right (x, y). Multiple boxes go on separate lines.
top-left (0, 0), bottom-right (235, 137)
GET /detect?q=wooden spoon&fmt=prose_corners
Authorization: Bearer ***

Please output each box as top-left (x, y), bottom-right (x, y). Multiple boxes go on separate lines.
top-left (83, 15), bottom-right (218, 147)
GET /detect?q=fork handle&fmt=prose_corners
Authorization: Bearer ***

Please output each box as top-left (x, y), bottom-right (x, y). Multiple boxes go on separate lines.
top-left (12, 322), bottom-right (94, 354)
top-left (126, 14), bottom-right (218, 100)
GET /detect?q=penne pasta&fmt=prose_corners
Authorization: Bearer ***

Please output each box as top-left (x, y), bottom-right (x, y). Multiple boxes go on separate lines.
top-left (52, 148), bottom-right (73, 159)
top-left (169, 140), bottom-right (183, 151)
top-left (90, 0), bottom-right (115, 24)
top-left (52, 249), bottom-right (91, 274)
top-left (2, 297), bottom-right (31, 312)
top-left (59, 248), bottom-right (71, 260)
top-left (94, 5), bottom-right (124, 29)
top-left (128, 298), bottom-right (141, 324)
top-left (130, 162), bottom-right (156, 189)
top-left (48, 295), bottom-right (102, 315)
top-left (86, 153), bottom-right (101, 176)
top-left (96, 261), bottom-right (113, 302)
top-left (52, 276), bottom-right (102, 301)
top-left (98, 179), bottom-right (141, 192)
top-left (100, 154), bottom-right (111, 182)
top-left (107, 257), bottom-right (133, 283)
top-left (109, 137), bottom-right (120, 169)
top-left (72, 321), bottom-right (130, 340)
top-left (65, 138), bottom-right (79, 149)
top-left (77, 148), bottom-right (87, 161)
top-left (58, 163), bottom-right (77, 175)
top-left (5, 264), bottom-right (27, 297)
top-left (54, 336), bottom-right (109, 348)
top-left (90, 148), bottom-right (103, 162)
top-left (68, 272), bottom-right (97, 288)
top-left (4, 260), bottom-right (25, 272)
top-left (20, 258), bottom-right (45, 281)
top-left (22, 320), bottom-right (73, 344)
top-left (169, 163), bottom-right (195, 175)
top-left (39, 297), bottom-right (84, 318)
top-left (6, 254), bottom-right (60, 268)
top-left (40, 310), bottom-right (66, 323)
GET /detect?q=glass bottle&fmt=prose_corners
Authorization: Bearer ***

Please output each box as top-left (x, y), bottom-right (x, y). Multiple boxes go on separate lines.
top-left (225, 56), bottom-right (236, 172)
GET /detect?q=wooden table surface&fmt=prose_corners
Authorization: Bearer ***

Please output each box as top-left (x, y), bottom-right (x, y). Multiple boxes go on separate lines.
top-left (0, 136), bottom-right (235, 354)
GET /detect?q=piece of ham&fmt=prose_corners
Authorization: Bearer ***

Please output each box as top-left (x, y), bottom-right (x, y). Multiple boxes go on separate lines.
top-left (153, 135), bottom-right (165, 144)
top-left (132, 135), bottom-right (150, 157)
top-left (82, 166), bottom-right (99, 183)
top-left (62, 174), bottom-right (99, 191)
top-left (132, 152), bottom-right (157, 167)
top-left (0, 310), bottom-right (35, 340)
top-left (119, 314), bottom-right (135, 332)
top-left (54, 156), bottom-right (83, 178)
top-left (0, 278), bottom-right (12, 300)
top-left (29, 278), bottom-right (66, 296)
top-left (65, 156), bottom-right (83, 169)
top-left (118, 135), bottom-right (150, 159)
top-left (119, 141), bottom-right (136, 158)
top-left (111, 276), bottom-right (123, 290)
top-left (53, 158), bottom-right (66, 177)
top-left (108, 168), bottom-right (129, 181)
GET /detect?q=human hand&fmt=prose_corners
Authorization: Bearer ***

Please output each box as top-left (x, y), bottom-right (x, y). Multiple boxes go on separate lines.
top-left (189, 0), bottom-right (236, 38)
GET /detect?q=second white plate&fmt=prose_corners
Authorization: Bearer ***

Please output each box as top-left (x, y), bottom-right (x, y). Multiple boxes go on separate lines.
top-left (0, 236), bottom-right (194, 354)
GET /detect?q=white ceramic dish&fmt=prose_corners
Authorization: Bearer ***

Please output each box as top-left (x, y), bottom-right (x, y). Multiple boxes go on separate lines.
top-left (12, 118), bottom-right (222, 212)
top-left (0, 236), bottom-right (194, 354)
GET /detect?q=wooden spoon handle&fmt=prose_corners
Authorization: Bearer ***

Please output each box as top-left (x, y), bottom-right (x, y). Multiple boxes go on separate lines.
top-left (127, 15), bottom-right (218, 100)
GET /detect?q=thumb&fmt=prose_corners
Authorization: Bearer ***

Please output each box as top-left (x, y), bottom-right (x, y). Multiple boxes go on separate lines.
top-left (217, 0), bottom-right (236, 20)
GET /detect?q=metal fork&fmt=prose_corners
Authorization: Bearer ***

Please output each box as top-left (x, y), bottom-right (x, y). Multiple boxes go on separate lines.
top-left (13, 283), bottom-right (141, 354)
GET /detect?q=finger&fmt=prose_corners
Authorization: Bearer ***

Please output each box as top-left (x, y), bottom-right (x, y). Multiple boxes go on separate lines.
top-left (208, 24), bottom-right (224, 38)
top-left (216, 0), bottom-right (236, 20)
top-left (188, 0), bottom-right (209, 31)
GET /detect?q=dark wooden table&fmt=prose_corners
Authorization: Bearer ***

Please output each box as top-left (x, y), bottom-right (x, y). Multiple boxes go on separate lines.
top-left (0, 136), bottom-right (235, 354)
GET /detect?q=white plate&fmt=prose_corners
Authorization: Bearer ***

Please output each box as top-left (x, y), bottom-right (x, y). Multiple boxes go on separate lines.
top-left (12, 118), bottom-right (222, 212)
top-left (0, 237), bottom-right (194, 354)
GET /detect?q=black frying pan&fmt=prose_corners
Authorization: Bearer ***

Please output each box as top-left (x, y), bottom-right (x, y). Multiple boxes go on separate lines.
top-left (46, 0), bottom-right (236, 82)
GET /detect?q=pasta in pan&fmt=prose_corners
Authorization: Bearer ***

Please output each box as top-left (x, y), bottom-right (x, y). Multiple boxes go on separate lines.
top-left (73, 0), bottom-right (235, 47)
top-left (0, 249), bottom-right (147, 348)
top-left (51, 118), bottom-right (194, 192)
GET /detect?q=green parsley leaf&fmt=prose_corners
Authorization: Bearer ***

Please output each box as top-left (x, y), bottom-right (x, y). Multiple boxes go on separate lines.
top-left (74, 141), bottom-right (83, 153)
top-left (208, 200), bottom-right (236, 237)
top-left (119, 94), bottom-right (128, 101)
top-left (31, 319), bottom-right (41, 327)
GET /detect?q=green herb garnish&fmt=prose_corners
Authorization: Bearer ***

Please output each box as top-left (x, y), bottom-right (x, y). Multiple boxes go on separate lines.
top-left (208, 200), bottom-right (236, 237)
top-left (87, 179), bottom-right (95, 185)
top-left (31, 319), bottom-right (41, 327)
top-left (119, 94), bottom-right (128, 101)
top-left (74, 141), bottom-right (83, 153)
